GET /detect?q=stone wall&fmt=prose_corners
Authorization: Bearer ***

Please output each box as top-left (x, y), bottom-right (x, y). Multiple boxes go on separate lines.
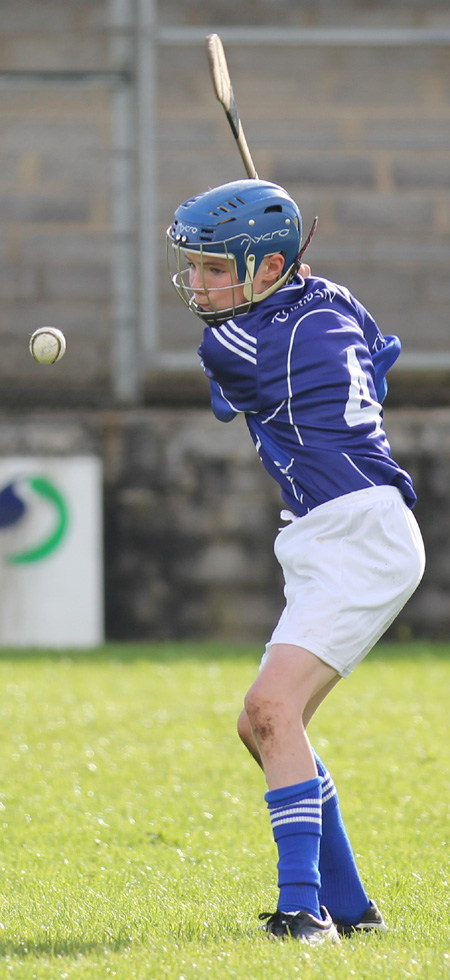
top-left (0, 407), bottom-right (447, 643)
top-left (0, 1), bottom-right (450, 403)
top-left (0, 2), bottom-right (449, 641)
top-left (159, 22), bottom-right (450, 375)
top-left (0, 0), bottom-right (114, 404)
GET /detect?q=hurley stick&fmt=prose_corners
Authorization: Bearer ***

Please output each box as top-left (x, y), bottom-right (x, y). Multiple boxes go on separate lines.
top-left (206, 33), bottom-right (259, 179)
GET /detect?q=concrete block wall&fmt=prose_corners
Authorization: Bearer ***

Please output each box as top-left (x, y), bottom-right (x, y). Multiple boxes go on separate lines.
top-left (0, 2), bottom-right (449, 641)
top-left (0, 1), bottom-right (114, 405)
top-left (0, 2), bottom-right (111, 71)
top-left (158, 30), bottom-right (450, 370)
top-left (160, 1), bottom-right (450, 28)
top-left (0, 1), bottom-right (449, 402)
top-left (0, 406), bottom-right (447, 643)
top-left (102, 406), bottom-right (450, 642)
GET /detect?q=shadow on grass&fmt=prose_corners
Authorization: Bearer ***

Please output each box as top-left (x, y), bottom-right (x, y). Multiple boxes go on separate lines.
top-left (0, 641), bottom-right (262, 665)
top-left (367, 640), bottom-right (450, 663)
top-left (0, 639), bottom-right (447, 666)
top-left (0, 935), bottom-right (135, 959)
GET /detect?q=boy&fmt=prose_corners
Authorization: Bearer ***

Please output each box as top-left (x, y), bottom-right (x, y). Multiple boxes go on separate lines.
top-left (166, 179), bottom-right (425, 944)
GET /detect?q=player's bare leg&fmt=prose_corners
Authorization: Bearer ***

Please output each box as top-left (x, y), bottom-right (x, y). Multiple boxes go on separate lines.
top-left (237, 669), bottom-right (339, 768)
top-left (240, 643), bottom-right (381, 938)
top-left (243, 643), bottom-right (338, 789)
top-left (240, 644), bottom-right (340, 938)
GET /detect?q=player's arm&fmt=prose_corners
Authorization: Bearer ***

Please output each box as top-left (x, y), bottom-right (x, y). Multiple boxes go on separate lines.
top-left (371, 335), bottom-right (401, 403)
top-left (356, 305), bottom-right (401, 403)
top-left (209, 379), bottom-right (239, 422)
top-left (199, 321), bottom-right (260, 421)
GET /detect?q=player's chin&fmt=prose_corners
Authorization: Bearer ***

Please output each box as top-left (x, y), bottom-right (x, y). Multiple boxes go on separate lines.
top-left (193, 296), bottom-right (211, 311)
top-left (198, 300), bottom-right (222, 315)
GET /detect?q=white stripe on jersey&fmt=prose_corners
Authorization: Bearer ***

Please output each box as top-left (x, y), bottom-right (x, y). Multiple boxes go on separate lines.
top-left (227, 320), bottom-right (257, 346)
top-left (286, 322), bottom-right (304, 446)
top-left (274, 458), bottom-right (300, 502)
top-left (220, 323), bottom-right (257, 355)
top-left (342, 453), bottom-right (376, 486)
top-left (211, 327), bottom-right (257, 364)
top-left (217, 383), bottom-right (240, 414)
top-left (261, 399), bottom-right (287, 424)
top-left (286, 308), bottom-right (333, 447)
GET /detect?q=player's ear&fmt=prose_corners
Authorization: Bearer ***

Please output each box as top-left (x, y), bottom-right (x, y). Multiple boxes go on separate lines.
top-left (263, 252), bottom-right (286, 284)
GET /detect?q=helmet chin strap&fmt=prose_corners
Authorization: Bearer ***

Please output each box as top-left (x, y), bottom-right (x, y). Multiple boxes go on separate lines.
top-left (243, 254), bottom-right (256, 302)
top-left (242, 254), bottom-right (298, 306)
top-left (298, 216), bottom-right (318, 262)
top-left (242, 217), bottom-right (318, 305)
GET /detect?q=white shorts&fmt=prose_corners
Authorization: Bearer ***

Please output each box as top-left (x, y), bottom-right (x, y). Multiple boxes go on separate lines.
top-left (261, 486), bottom-right (425, 678)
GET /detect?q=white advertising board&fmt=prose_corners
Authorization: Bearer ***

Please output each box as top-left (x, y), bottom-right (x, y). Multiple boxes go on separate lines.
top-left (0, 456), bottom-right (104, 647)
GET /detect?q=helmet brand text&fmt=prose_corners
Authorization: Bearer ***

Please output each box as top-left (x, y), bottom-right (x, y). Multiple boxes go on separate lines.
top-left (176, 222), bottom-right (199, 235)
top-left (241, 228), bottom-right (291, 246)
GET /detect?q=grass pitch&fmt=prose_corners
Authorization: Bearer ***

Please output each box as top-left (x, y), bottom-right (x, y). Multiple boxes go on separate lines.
top-left (0, 641), bottom-right (448, 979)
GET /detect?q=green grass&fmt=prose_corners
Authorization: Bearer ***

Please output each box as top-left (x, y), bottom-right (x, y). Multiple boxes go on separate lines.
top-left (0, 641), bottom-right (448, 979)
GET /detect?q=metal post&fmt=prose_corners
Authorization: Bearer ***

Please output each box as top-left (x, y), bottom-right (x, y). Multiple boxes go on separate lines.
top-left (136, 0), bottom-right (159, 374)
top-left (109, 0), bottom-right (140, 402)
top-left (109, 18), bottom-right (450, 380)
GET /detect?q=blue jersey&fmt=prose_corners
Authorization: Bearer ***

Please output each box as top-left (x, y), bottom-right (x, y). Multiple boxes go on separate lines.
top-left (198, 275), bottom-right (416, 517)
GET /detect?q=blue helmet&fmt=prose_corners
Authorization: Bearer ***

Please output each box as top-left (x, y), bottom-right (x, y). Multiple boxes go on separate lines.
top-left (167, 179), bottom-right (303, 324)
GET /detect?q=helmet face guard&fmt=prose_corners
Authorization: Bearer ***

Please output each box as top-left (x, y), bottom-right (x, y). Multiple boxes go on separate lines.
top-left (166, 239), bottom-right (252, 325)
top-left (167, 179), bottom-right (303, 325)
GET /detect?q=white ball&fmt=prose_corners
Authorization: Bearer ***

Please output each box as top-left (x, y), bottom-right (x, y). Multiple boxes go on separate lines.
top-left (29, 327), bottom-right (66, 365)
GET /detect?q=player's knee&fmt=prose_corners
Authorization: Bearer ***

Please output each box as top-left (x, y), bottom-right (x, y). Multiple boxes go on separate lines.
top-left (244, 687), bottom-right (278, 744)
top-left (238, 706), bottom-right (260, 748)
top-left (237, 707), bottom-right (264, 766)
top-left (237, 707), bottom-right (250, 745)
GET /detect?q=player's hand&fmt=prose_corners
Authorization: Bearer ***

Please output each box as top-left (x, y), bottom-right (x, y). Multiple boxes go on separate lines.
top-left (299, 263), bottom-right (311, 278)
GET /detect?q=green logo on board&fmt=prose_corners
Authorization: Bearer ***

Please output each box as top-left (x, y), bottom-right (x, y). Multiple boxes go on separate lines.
top-left (0, 475), bottom-right (69, 563)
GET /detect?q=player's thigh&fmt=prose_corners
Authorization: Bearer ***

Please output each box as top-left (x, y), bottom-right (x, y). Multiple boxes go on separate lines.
top-left (245, 642), bottom-right (338, 718)
top-left (302, 673), bottom-right (341, 727)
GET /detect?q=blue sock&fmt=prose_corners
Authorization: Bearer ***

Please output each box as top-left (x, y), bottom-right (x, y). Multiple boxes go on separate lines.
top-left (314, 751), bottom-right (370, 925)
top-left (265, 777), bottom-right (322, 918)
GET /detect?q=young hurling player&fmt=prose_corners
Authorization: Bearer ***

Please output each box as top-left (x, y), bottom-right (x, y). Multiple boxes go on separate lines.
top-left (167, 179), bottom-right (425, 945)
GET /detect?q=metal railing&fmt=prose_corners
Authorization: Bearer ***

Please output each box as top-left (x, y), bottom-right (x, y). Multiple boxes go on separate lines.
top-left (2, 4), bottom-right (450, 400)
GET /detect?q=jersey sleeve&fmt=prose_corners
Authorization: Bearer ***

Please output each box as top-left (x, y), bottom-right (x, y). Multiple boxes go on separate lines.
top-left (198, 321), bottom-right (259, 421)
top-left (356, 302), bottom-right (401, 403)
top-left (208, 378), bottom-right (238, 423)
top-left (371, 334), bottom-right (401, 402)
